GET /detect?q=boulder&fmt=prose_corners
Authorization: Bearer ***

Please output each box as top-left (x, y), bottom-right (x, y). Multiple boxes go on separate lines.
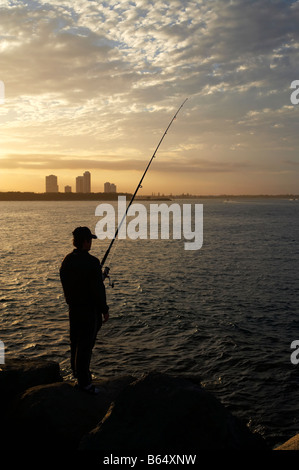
top-left (0, 357), bottom-right (62, 403)
top-left (0, 357), bottom-right (63, 447)
top-left (274, 434), bottom-right (299, 450)
top-left (79, 371), bottom-right (268, 451)
top-left (7, 375), bottom-right (134, 450)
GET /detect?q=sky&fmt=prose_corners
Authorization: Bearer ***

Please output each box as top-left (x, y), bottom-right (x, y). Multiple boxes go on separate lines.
top-left (0, 0), bottom-right (299, 195)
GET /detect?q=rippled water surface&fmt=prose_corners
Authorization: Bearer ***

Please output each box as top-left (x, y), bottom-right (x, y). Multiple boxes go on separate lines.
top-left (1, 198), bottom-right (299, 447)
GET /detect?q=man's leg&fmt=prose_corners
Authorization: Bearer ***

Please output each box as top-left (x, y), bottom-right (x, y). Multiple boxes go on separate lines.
top-left (69, 308), bottom-right (79, 378)
top-left (75, 311), bottom-right (98, 388)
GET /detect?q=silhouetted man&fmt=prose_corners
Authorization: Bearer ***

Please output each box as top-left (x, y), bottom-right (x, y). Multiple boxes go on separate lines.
top-left (60, 226), bottom-right (109, 394)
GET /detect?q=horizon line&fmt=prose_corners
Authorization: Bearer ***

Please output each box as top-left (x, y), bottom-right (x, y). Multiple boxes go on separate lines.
top-left (0, 191), bottom-right (298, 198)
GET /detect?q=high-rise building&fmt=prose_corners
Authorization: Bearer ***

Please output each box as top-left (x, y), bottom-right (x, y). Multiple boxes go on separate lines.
top-left (76, 171), bottom-right (91, 193)
top-left (65, 185), bottom-right (72, 193)
top-left (104, 182), bottom-right (117, 193)
top-left (45, 175), bottom-right (58, 193)
top-left (83, 171), bottom-right (91, 193)
top-left (76, 176), bottom-right (84, 193)
top-left (104, 182), bottom-right (111, 193)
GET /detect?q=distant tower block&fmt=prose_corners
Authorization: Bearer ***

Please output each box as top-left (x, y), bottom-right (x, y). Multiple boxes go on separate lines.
top-left (104, 182), bottom-right (111, 193)
top-left (76, 176), bottom-right (84, 193)
top-left (65, 185), bottom-right (72, 193)
top-left (45, 175), bottom-right (59, 193)
top-left (83, 171), bottom-right (91, 193)
top-left (104, 182), bottom-right (117, 193)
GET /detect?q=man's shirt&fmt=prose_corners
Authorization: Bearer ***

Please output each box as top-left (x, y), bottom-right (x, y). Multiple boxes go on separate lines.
top-left (60, 249), bottom-right (108, 313)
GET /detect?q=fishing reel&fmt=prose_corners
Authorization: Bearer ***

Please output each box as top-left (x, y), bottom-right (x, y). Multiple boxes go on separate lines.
top-left (103, 266), bottom-right (115, 288)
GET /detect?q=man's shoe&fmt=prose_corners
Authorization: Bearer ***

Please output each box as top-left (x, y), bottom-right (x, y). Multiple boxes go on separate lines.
top-left (80, 383), bottom-right (101, 395)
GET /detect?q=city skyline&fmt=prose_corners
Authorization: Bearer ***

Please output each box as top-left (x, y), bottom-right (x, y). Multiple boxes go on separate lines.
top-left (45, 171), bottom-right (118, 194)
top-left (0, 2), bottom-right (299, 195)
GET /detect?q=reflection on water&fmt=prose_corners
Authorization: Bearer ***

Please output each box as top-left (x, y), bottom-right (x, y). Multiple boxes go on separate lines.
top-left (1, 198), bottom-right (299, 447)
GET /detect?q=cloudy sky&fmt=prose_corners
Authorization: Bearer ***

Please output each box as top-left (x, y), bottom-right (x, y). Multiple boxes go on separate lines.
top-left (0, 0), bottom-right (298, 195)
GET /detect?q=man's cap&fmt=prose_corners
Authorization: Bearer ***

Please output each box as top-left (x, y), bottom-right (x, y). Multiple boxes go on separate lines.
top-left (72, 226), bottom-right (97, 240)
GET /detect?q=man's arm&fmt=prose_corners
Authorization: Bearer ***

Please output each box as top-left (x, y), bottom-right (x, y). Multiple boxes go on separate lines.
top-left (59, 255), bottom-right (72, 305)
top-left (92, 258), bottom-right (109, 318)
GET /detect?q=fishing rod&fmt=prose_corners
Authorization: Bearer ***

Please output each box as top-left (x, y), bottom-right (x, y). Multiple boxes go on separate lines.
top-left (101, 98), bottom-right (188, 285)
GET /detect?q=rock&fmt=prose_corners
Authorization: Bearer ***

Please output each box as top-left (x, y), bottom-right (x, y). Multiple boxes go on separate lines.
top-left (274, 434), bottom-right (299, 450)
top-left (0, 357), bottom-right (63, 449)
top-left (79, 371), bottom-right (268, 451)
top-left (7, 375), bottom-right (134, 450)
top-left (1, 359), bottom-right (269, 451)
top-left (0, 357), bottom-right (62, 402)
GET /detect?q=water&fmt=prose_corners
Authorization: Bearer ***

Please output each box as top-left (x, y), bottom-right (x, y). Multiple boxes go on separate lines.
top-left (1, 198), bottom-right (299, 448)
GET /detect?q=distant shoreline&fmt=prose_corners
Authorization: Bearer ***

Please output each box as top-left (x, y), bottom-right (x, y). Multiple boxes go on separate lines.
top-left (0, 191), bottom-right (298, 201)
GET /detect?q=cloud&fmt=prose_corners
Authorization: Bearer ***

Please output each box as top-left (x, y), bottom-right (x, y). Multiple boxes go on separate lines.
top-left (0, 152), bottom-right (254, 174)
top-left (0, 0), bottom-right (299, 193)
top-left (2, 0), bottom-right (298, 105)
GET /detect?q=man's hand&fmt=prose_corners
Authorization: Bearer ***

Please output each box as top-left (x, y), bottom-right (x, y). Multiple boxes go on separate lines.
top-left (102, 266), bottom-right (110, 280)
top-left (103, 312), bottom-right (109, 323)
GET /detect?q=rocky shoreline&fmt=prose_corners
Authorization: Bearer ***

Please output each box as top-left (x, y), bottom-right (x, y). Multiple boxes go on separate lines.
top-left (0, 358), bottom-right (295, 451)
